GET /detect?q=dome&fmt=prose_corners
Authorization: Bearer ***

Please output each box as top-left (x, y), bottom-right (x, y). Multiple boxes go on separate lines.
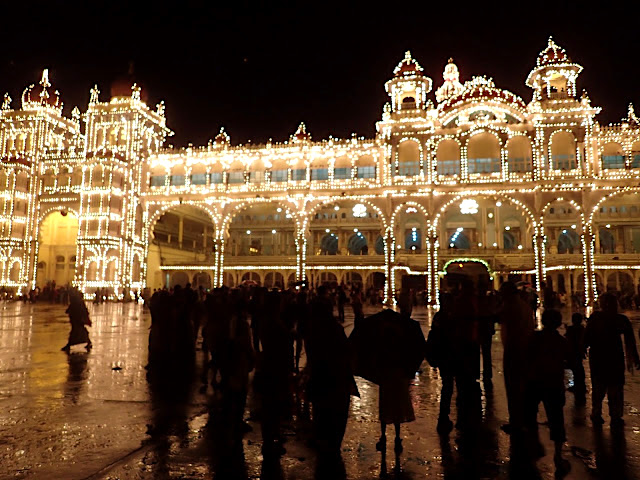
top-left (439, 76), bottom-right (527, 112)
top-left (393, 51), bottom-right (424, 77)
top-left (21, 70), bottom-right (62, 110)
top-left (536, 37), bottom-right (570, 66)
top-left (436, 58), bottom-right (464, 103)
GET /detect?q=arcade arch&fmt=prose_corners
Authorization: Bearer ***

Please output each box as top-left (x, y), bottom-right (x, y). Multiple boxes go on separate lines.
top-left (308, 200), bottom-right (384, 257)
top-left (147, 204), bottom-right (216, 289)
top-left (36, 210), bottom-right (79, 287)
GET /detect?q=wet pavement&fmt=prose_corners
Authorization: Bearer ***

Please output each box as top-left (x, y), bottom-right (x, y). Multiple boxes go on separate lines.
top-left (1, 301), bottom-right (640, 479)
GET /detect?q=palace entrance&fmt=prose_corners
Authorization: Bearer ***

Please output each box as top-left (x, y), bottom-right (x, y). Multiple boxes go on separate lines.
top-left (36, 210), bottom-right (79, 288)
top-left (441, 260), bottom-right (491, 292)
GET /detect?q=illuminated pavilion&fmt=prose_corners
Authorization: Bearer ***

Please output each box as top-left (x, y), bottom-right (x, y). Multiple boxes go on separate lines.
top-left (1, 38), bottom-right (639, 305)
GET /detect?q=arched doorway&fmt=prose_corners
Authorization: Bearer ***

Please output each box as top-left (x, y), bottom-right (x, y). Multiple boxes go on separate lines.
top-left (148, 204), bottom-right (215, 289)
top-left (36, 210), bottom-right (79, 287)
top-left (442, 260), bottom-right (491, 293)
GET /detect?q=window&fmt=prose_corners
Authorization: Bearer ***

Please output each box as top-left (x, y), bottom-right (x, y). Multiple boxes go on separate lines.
top-left (190, 173), bottom-right (207, 185)
top-left (357, 166), bottom-right (376, 179)
top-left (397, 162), bottom-right (419, 176)
top-left (552, 154), bottom-right (576, 170)
top-left (291, 168), bottom-right (306, 181)
top-left (249, 171), bottom-right (264, 183)
top-left (271, 169), bottom-right (288, 182)
top-left (437, 160), bottom-right (460, 176)
top-left (468, 158), bottom-right (500, 174)
top-left (170, 175), bottom-right (185, 186)
top-left (311, 168), bottom-right (328, 181)
top-left (602, 155), bottom-right (625, 169)
top-left (209, 172), bottom-right (223, 184)
top-left (633, 154), bottom-right (640, 169)
top-left (508, 157), bottom-right (532, 173)
top-left (228, 171), bottom-right (245, 184)
top-left (150, 175), bottom-right (166, 187)
top-left (334, 167), bottom-right (351, 179)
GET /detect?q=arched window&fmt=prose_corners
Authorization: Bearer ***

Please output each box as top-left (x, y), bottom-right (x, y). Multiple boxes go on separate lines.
top-left (356, 155), bottom-right (376, 179)
top-left (550, 131), bottom-right (577, 170)
top-left (602, 142), bottom-right (625, 170)
top-left (467, 132), bottom-right (500, 174)
top-left (227, 161), bottom-right (245, 184)
top-left (249, 159), bottom-right (265, 184)
top-left (170, 165), bottom-right (186, 186)
top-left (404, 227), bottom-right (422, 252)
top-left (632, 141), bottom-right (640, 169)
top-left (396, 141), bottom-right (420, 176)
top-left (558, 230), bottom-right (579, 254)
top-left (87, 261), bottom-right (98, 281)
top-left (599, 228), bottom-right (616, 254)
top-left (291, 160), bottom-right (307, 182)
top-left (374, 235), bottom-right (385, 255)
top-left (320, 234), bottom-right (338, 255)
top-left (9, 261), bottom-right (20, 281)
top-left (436, 139), bottom-right (460, 176)
top-left (506, 136), bottom-right (533, 173)
top-left (209, 164), bottom-right (224, 184)
top-left (270, 160), bottom-right (288, 183)
top-left (347, 232), bottom-right (368, 255)
top-left (401, 96), bottom-right (416, 109)
top-left (190, 163), bottom-right (208, 185)
top-left (333, 156), bottom-right (351, 180)
top-left (310, 158), bottom-right (329, 181)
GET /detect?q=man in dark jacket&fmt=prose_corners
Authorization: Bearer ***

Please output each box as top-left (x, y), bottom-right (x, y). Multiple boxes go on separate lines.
top-left (585, 293), bottom-right (640, 426)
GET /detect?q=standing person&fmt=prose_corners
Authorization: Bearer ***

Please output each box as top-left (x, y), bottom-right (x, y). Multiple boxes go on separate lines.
top-left (351, 288), bottom-right (364, 326)
top-left (427, 292), bottom-right (457, 434)
top-left (585, 293), bottom-right (640, 426)
top-left (61, 292), bottom-right (92, 352)
top-left (375, 291), bottom-right (422, 454)
top-left (337, 285), bottom-right (347, 324)
top-left (477, 282), bottom-right (497, 391)
top-left (220, 297), bottom-right (255, 443)
top-left (498, 281), bottom-right (534, 434)
top-left (525, 309), bottom-right (569, 471)
top-left (305, 288), bottom-right (358, 458)
top-left (565, 312), bottom-right (587, 405)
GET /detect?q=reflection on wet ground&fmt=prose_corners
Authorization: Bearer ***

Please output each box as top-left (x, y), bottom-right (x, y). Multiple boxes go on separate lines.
top-left (1, 301), bottom-right (640, 479)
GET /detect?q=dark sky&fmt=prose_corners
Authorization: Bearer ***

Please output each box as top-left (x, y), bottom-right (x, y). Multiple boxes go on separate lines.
top-left (2, 2), bottom-right (638, 147)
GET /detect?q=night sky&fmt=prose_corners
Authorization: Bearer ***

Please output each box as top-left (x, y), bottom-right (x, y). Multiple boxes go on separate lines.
top-left (2, 2), bottom-right (637, 147)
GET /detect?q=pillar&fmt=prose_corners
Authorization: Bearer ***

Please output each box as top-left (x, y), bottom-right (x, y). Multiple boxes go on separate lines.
top-left (533, 232), bottom-right (546, 302)
top-left (383, 227), bottom-right (395, 306)
top-left (178, 215), bottom-right (184, 248)
top-left (213, 236), bottom-right (224, 287)
top-left (295, 227), bottom-right (308, 282)
top-left (582, 228), bottom-right (596, 306)
top-left (426, 232), bottom-right (439, 305)
top-left (203, 225), bottom-right (208, 249)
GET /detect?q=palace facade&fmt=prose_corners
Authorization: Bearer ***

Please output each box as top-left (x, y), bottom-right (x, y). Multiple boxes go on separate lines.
top-left (1, 38), bottom-right (640, 304)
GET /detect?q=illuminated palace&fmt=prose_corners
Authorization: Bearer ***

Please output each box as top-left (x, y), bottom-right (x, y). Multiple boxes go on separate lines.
top-left (1, 38), bottom-right (640, 305)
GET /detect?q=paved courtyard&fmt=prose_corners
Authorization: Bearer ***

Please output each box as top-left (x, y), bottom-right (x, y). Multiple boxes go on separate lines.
top-left (1, 301), bottom-right (640, 479)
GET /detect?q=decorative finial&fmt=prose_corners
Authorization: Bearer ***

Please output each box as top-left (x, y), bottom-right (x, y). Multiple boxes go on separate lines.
top-left (628, 103), bottom-right (639, 125)
top-left (71, 106), bottom-right (80, 121)
top-left (89, 85), bottom-right (100, 105)
top-left (2, 93), bottom-right (11, 110)
top-left (40, 69), bottom-right (51, 88)
top-left (131, 83), bottom-right (141, 101)
top-left (404, 50), bottom-right (412, 61)
top-left (156, 100), bottom-right (165, 116)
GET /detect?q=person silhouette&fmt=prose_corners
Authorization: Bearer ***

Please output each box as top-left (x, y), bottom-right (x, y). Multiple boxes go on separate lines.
top-left (585, 293), bottom-right (640, 427)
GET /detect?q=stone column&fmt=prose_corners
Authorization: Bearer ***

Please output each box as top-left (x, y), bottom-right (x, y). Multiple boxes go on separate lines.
top-left (383, 227), bottom-right (395, 306)
top-left (582, 229), bottom-right (596, 306)
top-left (426, 232), bottom-right (439, 305)
top-left (295, 227), bottom-right (308, 282)
top-left (533, 233), bottom-right (546, 302)
top-left (178, 215), bottom-right (184, 249)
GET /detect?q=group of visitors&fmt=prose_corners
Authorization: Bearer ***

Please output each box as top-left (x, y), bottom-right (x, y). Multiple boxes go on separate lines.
top-left (58, 276), bottom-right (640, 475)
top-left (429, 279), bottom-right (639, 472)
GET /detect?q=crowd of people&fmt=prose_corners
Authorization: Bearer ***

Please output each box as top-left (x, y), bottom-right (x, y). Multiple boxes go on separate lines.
top-left (52, 276), bottom-right (640, 476)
